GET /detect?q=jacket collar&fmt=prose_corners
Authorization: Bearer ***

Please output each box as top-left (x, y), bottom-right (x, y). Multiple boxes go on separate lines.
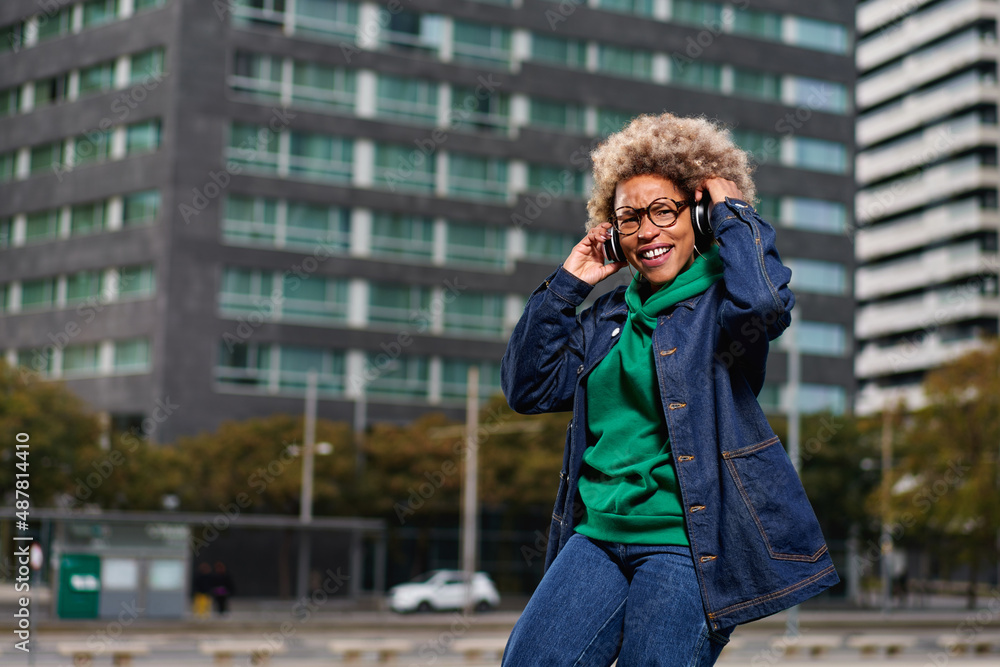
top-left (598, 281), bottom-right (720, 320)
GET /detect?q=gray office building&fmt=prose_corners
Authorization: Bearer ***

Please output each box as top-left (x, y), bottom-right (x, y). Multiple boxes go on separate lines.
top-left (0, 0), bottom-right (855, 443)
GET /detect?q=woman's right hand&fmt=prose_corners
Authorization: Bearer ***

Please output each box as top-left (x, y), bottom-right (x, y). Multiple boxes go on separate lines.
top-left (563, 222), bottom-right (628, 286)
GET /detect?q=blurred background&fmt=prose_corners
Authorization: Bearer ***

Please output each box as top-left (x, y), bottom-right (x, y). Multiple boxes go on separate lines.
top-left (0, 0), bottom-right (997, 662)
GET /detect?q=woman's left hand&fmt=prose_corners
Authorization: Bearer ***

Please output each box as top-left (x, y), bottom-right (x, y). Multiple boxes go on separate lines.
top-left (695, 177), bottom-right (744, 205)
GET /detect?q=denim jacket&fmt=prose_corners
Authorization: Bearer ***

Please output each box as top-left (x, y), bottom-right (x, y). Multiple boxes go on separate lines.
top-left (501, 198), bottom-right (839, 629)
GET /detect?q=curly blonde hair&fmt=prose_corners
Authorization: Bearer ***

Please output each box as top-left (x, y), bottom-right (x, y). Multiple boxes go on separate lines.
top-left (586, 113), bottom-right (756, 230)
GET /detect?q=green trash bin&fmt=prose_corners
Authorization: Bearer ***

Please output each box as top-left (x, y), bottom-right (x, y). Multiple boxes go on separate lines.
top-left (57, 554), bottom-right (101, 619)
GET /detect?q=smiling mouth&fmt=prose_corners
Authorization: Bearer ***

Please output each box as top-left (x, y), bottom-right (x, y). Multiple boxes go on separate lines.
top-left (639, 246), bottom-right (672, 260)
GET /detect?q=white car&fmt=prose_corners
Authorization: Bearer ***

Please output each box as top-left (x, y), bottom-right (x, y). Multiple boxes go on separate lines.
top-left (387, 570), bottom-right (501, 613)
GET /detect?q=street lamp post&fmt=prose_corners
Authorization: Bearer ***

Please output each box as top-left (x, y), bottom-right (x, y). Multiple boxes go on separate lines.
top-left (296, 370), bottom-right (318, 601)
top-left (461, 365), bottom-right (479, 614)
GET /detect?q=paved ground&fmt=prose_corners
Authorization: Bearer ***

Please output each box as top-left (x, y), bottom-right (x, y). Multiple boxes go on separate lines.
top-left (2, 592), bottom-right (998, 666)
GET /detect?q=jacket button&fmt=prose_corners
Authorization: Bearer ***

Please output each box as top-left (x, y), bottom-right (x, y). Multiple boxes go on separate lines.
top-left (577, 365), bottom-right (584, 375)
top-left (660, 347), bottom-right (677, 356)
top-left (612, 327), bottom-right (620, 337)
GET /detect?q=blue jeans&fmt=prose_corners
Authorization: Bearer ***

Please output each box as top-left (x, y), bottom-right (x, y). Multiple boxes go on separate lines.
top-left (503, 534), bottom-right (734, 667)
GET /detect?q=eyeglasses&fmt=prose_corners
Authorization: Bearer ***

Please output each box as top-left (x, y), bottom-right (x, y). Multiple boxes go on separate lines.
top-left (611, 197), bottom-right (691, 236)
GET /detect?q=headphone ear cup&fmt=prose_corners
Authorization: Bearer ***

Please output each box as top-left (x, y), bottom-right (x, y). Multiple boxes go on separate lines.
top-left (604, 228), bottom-right (624, 263)
top-left (693, 198), bottom-right (713, 238)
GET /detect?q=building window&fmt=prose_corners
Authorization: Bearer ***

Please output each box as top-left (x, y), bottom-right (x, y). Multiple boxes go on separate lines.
top-left (373, 143), bottom-right (436, 193)
top-left (293, 0), bottom-right (358, 42)
top-left (596, 0), bottom-right (654, 16)
top-left (232, 52), bottom-right (283, 103)
top-left (671, 61), bottom-right (722, 91)
top-left (450, 85), bottom-right (510, 134)
top-left (217, 341), bottom-right (271, 389)
top-left (453, 20), bottom-right (511, 68)
top-left (523, 229), bottom-right (576, 265)
top-left (443, 291), bottom-right (505, 336)
top-left (286, 202), bottom-right (350, 250)
top-left (222, 195), bottom-right (278, 245)
top-left (364, 354), bottom-right (428, 398)
top-left (440, 359), bottom-right (502, 401)
top-left (0, 152), bottom-right (15, 183)
top-left (375, 75), bottom-right (437, 125)
top-left (220, 267), bottom-right (274, 316)
top-left (786, 258), bottom-right (847, 296)
top-left (114, 338), bottom-right (151, 373)
top-left (34, 74), bottom-right (69, 109)
top-left (292, 60), bottom-right (356, 112)
top-left (282, 275), bottom-right (349, 324)
top-left (446, 221), bottom-right (506, 269)
top-left (118, 265), bottom-right (155, 298)
top-left (79, 61), bottom-right (117, 97)
top-left (371, 213), bottom-right (435, 262)
top-left (289, 131), bottom-right (352, 182)
top-left (597, 108), bottom-right (637, 135)
top-left (0, 218), bottom-right (11, 248)
top-left (63, 344), bottom-right (101, 377)
top-left (231, 0), bottom-right (287, 31)
top-left (380, 10), bottom-right (443, 55)
top-left (82, 0), bottom-right (120, 29)
top-left (732, 68), bottom-right (782, 102)
top-left (447, 153), bottom-right (508, 201)
top-left (20, 278), bottom-right (57, 310)
top-left (529, 98), bottom-right (586, 134)
top-left (789, 76), bottom-right (849, 114)
top-left (731, 9), bottom-right (782, 41)
top-left (17, 348), bottom-right (54, 378)
top-left (596, 45), bottom-right (653, 80)
top-left (123, 190), bottom-right (161, 226)
top-left (74, 129), bottom-right (113, 167)
top-left (278, 346), bottom-right (345, 393)
top-left (783, 197), bottom-right (847, 235)
top-left (136, 0), bottom-right (167, 11)
top-left (130, 49), bottom-right (166, 84)
top-left (531, 34), bottom-right (587, 69)
top-left (792, 137), bottom-right (847, 174)
top-left (784, 320), bottom-right (847, 357)
top-left (791, 17), bottom-right (849, 55)
top-left (66, 270), bottom-right (105, 305)
top-left (126, 120), bottom-right (161, 155)
top-left (24, 210), bottom-right (60, 244)
top-left (35, 8), bottom-right (73, 43)
top-left (526, 163), bottom-right (586, 198)
top-left (369, 283), bottom-right (431, 327)
top-left (228, 123), bottom-right (280, 173)
top-left (732, 129), bottom-right (777, 165)
top-left (30, 141), bottom-right (64, 175)
top-left (671, 0), bottom-right (722, 25)
top-left (0, 87), bottom-right (20, 117)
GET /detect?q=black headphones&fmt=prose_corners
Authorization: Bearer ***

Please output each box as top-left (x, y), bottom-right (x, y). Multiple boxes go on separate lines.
top-left (604, 196), bottom-right (714, 264)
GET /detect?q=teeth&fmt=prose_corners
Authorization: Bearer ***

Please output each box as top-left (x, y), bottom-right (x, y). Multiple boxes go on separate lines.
top-left (641, 247), bottom-right (671, 259)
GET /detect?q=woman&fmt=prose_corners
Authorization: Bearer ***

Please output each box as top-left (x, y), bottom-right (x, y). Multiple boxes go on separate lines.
top-left (501, 113), bottom-right (838, 666)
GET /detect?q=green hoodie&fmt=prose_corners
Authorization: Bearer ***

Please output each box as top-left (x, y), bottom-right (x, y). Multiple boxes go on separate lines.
top-left (576, 247), bottom-right (723, 545)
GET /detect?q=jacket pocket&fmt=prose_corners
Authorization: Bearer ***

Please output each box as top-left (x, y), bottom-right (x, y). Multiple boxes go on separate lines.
top-left (722, 437), bottom-right (828, 562)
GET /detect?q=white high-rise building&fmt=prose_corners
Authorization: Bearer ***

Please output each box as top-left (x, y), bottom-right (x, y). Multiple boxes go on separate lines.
top-left (854, 0), bottom-right (1000, 414)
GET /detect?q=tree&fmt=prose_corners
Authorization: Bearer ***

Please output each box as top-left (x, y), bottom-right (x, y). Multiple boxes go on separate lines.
top-left (167, 414), bottom-right (357, 515)
top-left (0, 362), bottom-right (102, 506)
top-left (884, 338), bottom-right (1000, 607)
